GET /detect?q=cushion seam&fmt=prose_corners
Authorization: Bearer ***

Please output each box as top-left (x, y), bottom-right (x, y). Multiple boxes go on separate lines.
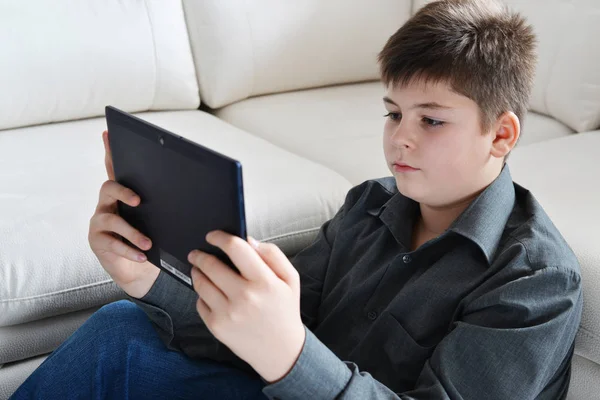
top-left (261, 226), bottom-right (320, 243)
top-left (0, 279), bottom-right (116, 303)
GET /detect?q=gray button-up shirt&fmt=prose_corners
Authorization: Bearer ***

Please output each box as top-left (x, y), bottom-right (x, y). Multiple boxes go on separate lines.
top-left (130, 164), bottom-right (582, 399)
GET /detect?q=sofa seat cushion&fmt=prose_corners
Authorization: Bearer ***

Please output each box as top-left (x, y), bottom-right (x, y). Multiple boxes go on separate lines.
top-left (215, 81), bottom-right (574, 185)
top-left (567, 354), bottom-right (600, 400)
top-left (0, 110), bottom-right (351, 327)
top-left (215, 82), bottom-right (390, 185)
top-left (0, 307), bottom-right (99, 365)
top-left (0, 354), bottom-right (48, 400)
top-left (510, 131), bottom-right (600, 369)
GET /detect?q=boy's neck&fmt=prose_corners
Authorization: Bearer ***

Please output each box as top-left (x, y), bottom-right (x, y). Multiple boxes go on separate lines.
top-left (417, 191), bottom-right (482, 236)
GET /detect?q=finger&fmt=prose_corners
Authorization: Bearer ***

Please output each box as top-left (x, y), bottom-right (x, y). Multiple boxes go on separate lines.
top-left (91, 212), bottom-right (152, 251)
top-left (188, 251), bottom-right (243, 297)
top-left (205, 231), bottom-right (274, 282)
top-left (102, 130), bottom-right (115, 181)
top-left (192, 268), bottom-right (228, 311)
top-left (196, 297), bottom-right (212, 322)
top-left (250, 238), bottom-right (298, 287)
top-left (96, 180), bottom-right (140, 213)
top-left (92, 231), bottom-right (148, 263)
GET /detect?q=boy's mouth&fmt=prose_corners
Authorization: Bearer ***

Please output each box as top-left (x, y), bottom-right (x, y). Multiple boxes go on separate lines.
top-left (393, 162), bottom-right (419, 172)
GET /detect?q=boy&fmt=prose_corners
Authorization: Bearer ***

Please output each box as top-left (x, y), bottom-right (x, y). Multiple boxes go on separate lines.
top-left (12, 0), bottom-right (582, 399)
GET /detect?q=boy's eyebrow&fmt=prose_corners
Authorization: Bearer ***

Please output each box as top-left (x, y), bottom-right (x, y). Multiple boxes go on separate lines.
top-left (383, 97), bottom-right (398, 106)
top-left (383, 97), bottom-right (452, 110)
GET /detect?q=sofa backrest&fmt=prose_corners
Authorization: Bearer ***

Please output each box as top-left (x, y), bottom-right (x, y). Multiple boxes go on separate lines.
top-left (0, 0), bottom-right (200, 131)
top-left (182, 0), bottom-right (413, 109)
top-left (413, 0), bottom-right (600, 133)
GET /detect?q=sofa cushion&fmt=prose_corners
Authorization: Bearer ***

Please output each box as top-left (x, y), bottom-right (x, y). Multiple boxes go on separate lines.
top-left (0, 307), bottom-right (99, 365)
top-left (215, 82), bottom-right (389, 185)
top-left (521, 112), bottom-right (573, 146)
top-left (0, 1), bottom-right (199, 131)
top-left (567, 354), bottom-right (600, 400)
top-left (413, 0), bottom-right (600, 133)
top-left (181, 0), bottom-right (412, 108)
top-left (0, 110), bottom-right (351, 327)
top-left (510, 131), bottom-right (600, 368)
top-left (0, 354), bottom-right (47, 400)
top-left (215, 81), bottom-right (572, 185)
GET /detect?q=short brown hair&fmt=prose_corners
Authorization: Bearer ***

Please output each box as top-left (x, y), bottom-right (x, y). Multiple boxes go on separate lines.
top-left (378, 0), bottom-right (537, 133)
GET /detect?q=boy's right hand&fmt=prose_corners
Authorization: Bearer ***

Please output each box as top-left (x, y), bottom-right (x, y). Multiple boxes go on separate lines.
top-left (88, 130), bottom-right (160, 299)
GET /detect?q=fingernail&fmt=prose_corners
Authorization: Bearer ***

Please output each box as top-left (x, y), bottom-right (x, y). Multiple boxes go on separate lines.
top-left (137, 253), bottom-right (147, 262)
top-left (141, 238), bottom-right (151, 248)
top-left (248, 236), bottom-right (260, 250)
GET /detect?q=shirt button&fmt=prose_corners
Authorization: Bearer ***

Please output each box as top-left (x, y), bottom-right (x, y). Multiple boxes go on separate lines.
top-left (367, 311), bottom-right (378, 320)
top-left (402, 254), bottom-right (412, 263)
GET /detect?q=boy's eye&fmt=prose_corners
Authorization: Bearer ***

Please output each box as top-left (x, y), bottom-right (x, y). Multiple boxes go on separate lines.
top-left (422, 117), bottom-right (444, 127)
top-left (384, 112), bottom-right (401, 121)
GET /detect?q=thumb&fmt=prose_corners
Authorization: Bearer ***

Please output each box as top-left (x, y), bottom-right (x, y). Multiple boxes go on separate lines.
top-left (248, 237), bottom-right (298, 288)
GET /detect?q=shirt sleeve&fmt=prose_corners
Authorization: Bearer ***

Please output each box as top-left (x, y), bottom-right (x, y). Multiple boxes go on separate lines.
top-left (125, 189), bottom-right (352, 375)
top-left (262, 265), bottom-right (582, 400)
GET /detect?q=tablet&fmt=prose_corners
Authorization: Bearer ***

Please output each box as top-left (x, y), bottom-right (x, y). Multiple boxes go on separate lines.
top-left (105, 106), bottom-right (247, 290)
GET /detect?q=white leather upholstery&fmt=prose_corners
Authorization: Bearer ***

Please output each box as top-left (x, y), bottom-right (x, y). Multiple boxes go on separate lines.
top-left (215, 81), bottom-right (571, 185)
top-left (216, 81), bottom-right (389, 185)
top-left (0, 307), bottom-right (99, 365)
top-left (521, 111), bottom-right (573, 145)
top-left (0, 354), bottom-right (47, 400)
top-left (181, 0), bottom-right (412, 108)
top-left (0, 110), bottom-right (351, 327)
top-left (510, 131), bottom-right (600, 373)
top-left (0, 1), bottom-right (200, 131)
top-left (567, 355), bottom-right (600, 400)
top-left (413, 0), bottom-right (600, 133)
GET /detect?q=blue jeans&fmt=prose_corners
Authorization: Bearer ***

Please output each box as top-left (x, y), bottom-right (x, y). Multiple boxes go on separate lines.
top-left (10, 300), bottom-right (268, 400)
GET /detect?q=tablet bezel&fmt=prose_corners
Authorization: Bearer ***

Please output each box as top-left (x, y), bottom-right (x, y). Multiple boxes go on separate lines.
top-left (105, 106), bottom-right (247, 290)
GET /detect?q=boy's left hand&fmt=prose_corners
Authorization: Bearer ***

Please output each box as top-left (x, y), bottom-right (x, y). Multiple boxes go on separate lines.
top-left (188, 230), bottom-right (306, 383)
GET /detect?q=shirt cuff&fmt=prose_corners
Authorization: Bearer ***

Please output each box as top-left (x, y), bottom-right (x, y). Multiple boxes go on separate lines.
top-left (125, 271), bottom-right (177, 349)
top-left (262, 326), bottom-right (352, 400)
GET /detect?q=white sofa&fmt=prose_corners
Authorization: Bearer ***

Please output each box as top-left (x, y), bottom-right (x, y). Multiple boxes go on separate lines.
top-left (1, 1), bottom-right (598, 398)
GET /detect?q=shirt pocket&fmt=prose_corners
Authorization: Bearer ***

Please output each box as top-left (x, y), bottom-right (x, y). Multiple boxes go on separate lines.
top-left (355, 312), bottom-right (437, 392)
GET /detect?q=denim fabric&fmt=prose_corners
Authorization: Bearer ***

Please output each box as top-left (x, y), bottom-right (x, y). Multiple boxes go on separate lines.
top-left (10, 300), bottom-right (267, 400)
top-left (131, 164), bottom-right (582, 399)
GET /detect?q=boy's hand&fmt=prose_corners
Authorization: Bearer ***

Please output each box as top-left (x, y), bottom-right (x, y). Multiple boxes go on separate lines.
top-left (88, 130), bottom-right (160, 299)
top-left (188, 231), bottom-right (306, 383)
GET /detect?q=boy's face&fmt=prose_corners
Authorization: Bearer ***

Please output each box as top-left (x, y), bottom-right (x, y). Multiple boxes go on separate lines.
top-left (383, 80), bottom-right (501, 207)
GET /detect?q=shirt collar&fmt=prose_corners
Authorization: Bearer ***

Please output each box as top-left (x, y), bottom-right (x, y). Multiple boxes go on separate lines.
top-left (366, 186), bottom-right (419, 250)
top-left (449, 164), bottom-right (515, 264)
top-left (366, 164), bottom-right (515, 264)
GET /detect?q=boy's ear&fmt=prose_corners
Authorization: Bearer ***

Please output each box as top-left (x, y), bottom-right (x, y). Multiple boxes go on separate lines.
top-left (490, 111), bottom-right (520, 159)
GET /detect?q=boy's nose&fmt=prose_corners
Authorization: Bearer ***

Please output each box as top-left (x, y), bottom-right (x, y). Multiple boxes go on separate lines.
top-left (391, 123), bottom-right (415, 149)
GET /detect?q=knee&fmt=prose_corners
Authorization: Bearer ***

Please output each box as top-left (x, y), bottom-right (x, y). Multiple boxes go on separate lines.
top-left (96, 299), bottom-right (141, 318)
top-left (87, 300), bottom-right (150, 336)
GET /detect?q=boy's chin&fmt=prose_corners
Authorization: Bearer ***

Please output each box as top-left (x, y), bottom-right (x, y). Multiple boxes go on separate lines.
top-left (395, 181), bottom-right (427, 203)
top-left (395, 179), bottom-right (448, 207)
